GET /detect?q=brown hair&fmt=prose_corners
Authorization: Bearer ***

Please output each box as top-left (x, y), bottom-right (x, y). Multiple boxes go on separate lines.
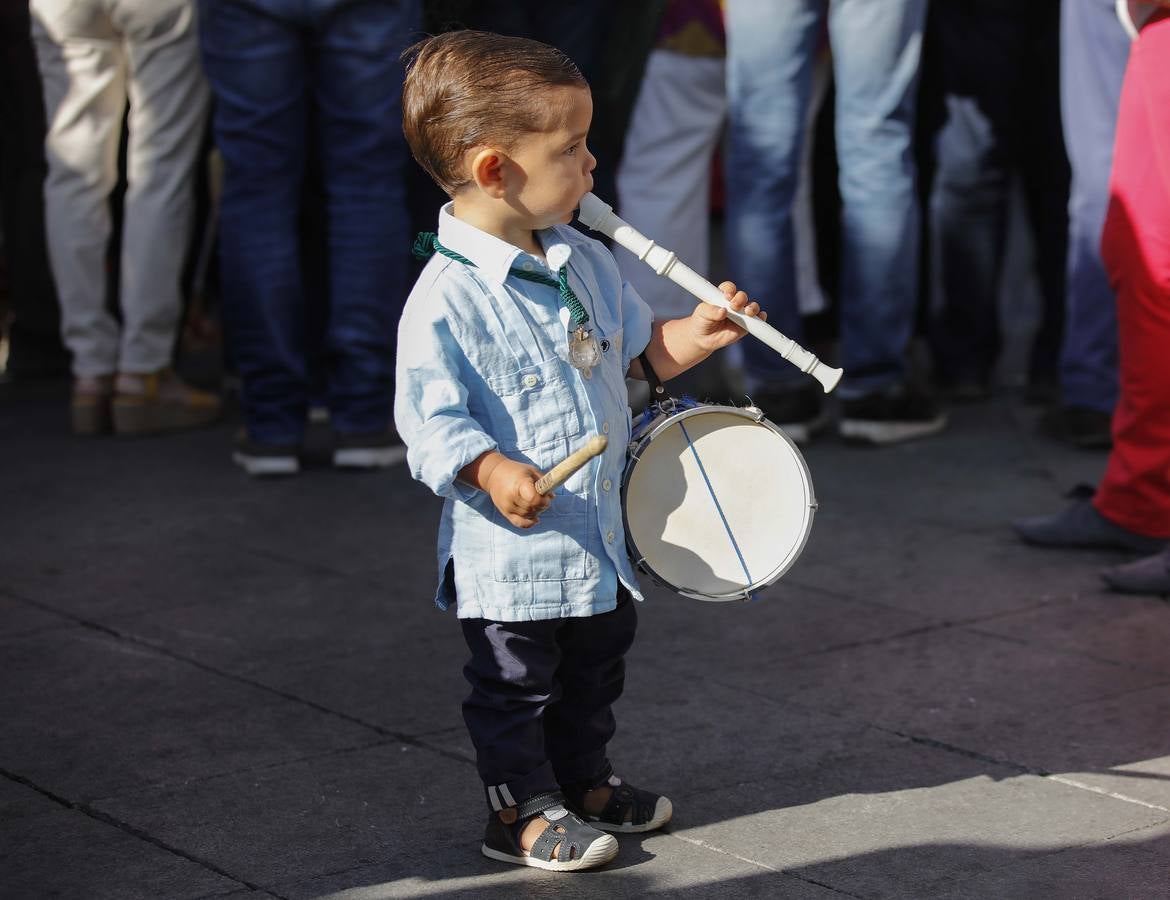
top-left (402, 30), bottom-right (588, 196)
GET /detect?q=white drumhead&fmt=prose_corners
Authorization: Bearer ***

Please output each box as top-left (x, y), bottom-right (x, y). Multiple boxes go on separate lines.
top-left (624, 408), bottom-right (815, 600)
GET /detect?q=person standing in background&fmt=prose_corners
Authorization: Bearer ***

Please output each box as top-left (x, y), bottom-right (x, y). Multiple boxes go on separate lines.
top-left (613, 0), bottom-right (728, 400)
top-left (1039, 0), bottom-right (1131, 449)
top-left (1014, 2), bottom-right (1170, 597)
top-left (199, 0), bottom-right (420, 477)
top-left (925, 0), bottom-right (1069, 407)
top-left (724, 0), bottom-right (943, 445)
top-left (616, 0), bottom-right (835, 409)
top-left (30, 0), bottom-right (220, 435)
top-left (615, 0), bottom-right (725, 326)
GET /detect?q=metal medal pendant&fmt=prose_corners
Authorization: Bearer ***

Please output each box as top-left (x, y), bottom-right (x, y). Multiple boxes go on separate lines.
top-left (569, 325), bottom-right (602, 372)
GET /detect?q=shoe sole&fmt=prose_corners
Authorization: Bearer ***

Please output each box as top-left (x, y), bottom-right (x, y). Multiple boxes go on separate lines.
top-left (588, 796), bottom-right (673, 834)
top-left (332, 446), bottom-right (408, 469)
top-left (232, 451), bottom-right (300, 477)
top-left (481, 833), bottom-right (618, 871)
top-left (838, 415), bottom-right (948, 446)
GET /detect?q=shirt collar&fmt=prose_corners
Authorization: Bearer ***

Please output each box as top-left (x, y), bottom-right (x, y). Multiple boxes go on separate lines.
top-left (436, 202), bottom-right (573, 284)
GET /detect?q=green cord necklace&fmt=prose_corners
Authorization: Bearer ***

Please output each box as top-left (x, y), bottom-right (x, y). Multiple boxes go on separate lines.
top-left (413, 232), bottom-right (603, 372)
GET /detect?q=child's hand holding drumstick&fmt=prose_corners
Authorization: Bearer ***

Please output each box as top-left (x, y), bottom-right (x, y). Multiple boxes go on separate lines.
top-left (461, 436), bottom-right (609, 529)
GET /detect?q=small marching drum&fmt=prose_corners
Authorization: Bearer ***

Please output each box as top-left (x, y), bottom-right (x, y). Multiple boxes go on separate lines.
top-left (622, 399), bottom-right (816, 602)
top-left (574, 192), bottom-right (833, 601)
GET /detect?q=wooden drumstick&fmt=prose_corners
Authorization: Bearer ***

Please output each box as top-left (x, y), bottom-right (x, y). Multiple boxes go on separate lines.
top-left (535, 435), bottom-right (608, 495)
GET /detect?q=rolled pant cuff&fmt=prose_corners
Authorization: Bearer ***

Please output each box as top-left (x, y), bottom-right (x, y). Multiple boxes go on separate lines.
top-left (559, 760), bottom-right (614, 794)
top-left (483, 761), bottom-right (558, 815)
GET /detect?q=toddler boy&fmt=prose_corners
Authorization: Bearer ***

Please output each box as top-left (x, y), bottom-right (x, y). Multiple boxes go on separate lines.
top-left (395, 29), bottom-right (764, 871)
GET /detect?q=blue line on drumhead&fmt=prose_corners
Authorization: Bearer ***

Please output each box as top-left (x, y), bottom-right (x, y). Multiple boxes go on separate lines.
top-left (678, 418), bottom-right (754, 593)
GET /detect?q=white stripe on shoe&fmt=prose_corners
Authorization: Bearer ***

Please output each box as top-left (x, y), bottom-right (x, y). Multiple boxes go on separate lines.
top-left (332, 445), bottom-right (408, 469)
top-left (232, 451), bottom-right (300, 477)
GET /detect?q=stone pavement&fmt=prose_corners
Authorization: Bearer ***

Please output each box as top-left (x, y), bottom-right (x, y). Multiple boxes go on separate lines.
top-left (2, 379), bottom-right (1169, 899)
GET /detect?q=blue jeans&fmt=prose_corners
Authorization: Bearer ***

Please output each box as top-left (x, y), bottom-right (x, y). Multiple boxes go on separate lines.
top-left (1058, 0), bottom-right (1129, 413)
top-left (725, 0), bottom-right (927, 396)
top-left (199, 0), bottom-right (420, 444)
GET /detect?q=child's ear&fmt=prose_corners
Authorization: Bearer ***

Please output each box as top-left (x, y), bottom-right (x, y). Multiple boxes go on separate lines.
top-left (469, 147), bottom-right (509, 198)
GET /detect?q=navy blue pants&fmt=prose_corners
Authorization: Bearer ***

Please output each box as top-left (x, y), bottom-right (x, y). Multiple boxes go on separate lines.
top-left (460, 589), bottom-right (637, 814)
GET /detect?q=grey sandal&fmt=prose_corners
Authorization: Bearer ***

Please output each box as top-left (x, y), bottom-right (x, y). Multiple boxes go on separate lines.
top-left (565, 775), bottom-right (673, 834)
top-left (481, 791), bottom-right (619, 872)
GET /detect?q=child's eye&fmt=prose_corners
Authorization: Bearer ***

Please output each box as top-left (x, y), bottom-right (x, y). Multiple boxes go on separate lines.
top-left (566, 143), bottom-right (579, 156)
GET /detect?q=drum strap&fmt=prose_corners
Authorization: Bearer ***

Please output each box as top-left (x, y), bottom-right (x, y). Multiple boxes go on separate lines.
top-left (638, 351), bottom-right (667, 400)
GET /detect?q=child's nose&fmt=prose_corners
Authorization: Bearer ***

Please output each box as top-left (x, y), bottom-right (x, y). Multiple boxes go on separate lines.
top-left (585, 146), bottom-right (597, 172)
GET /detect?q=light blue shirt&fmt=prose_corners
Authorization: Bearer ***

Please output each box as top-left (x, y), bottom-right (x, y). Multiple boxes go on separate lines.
top-left (394, 203), bottom-right (655, 621)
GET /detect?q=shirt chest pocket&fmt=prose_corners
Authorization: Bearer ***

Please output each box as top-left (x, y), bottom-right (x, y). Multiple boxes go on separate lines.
top-left (482, 357), bottom-right (583, 452)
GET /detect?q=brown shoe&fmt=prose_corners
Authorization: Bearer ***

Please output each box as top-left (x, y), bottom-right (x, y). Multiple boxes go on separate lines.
top-left (71, 375), bottom-right (115, 436)
top-left (112, 368), bottom-right (221, 436)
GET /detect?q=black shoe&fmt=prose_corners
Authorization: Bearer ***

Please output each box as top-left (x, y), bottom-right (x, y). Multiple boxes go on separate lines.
top-left (232, 431), bottom-right (301, 477)
top-left (563, 774), bottom-right (673, 834)
top-left (331, 428), bottom-right (405, 470)
top-left (838, 382), bottom-right (947, 445)
top-left (1039, 405), bottom-right (1112, 450)
top-left (747, 383), bottom-right (827, 444)
top-left (1012, 485), bottom-right (1166, 553)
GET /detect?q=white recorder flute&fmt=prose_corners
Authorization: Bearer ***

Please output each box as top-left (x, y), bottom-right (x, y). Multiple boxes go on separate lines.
top-left (577, 193), bottom-right (843, 394)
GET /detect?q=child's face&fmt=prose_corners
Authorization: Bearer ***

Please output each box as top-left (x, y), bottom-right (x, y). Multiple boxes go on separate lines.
top-left (506, 86), bottom-right (596, 230)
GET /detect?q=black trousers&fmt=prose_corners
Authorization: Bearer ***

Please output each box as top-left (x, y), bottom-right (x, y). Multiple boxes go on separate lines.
top-left (922, 0), bottom-right (1069, 388)
top-left (460, 588), bottom-right (637, 814)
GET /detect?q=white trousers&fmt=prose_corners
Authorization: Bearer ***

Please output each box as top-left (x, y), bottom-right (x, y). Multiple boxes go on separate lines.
top-left (30, 0), bottom-right (208, 377)
top-left (616, 50), bottom-right (728, 321)
top-left (615, 48), bottom-right (827, 323)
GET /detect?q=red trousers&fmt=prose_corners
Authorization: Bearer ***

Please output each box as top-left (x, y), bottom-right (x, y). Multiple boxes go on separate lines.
top-left (1095, 17), bottom-right (1170, 539)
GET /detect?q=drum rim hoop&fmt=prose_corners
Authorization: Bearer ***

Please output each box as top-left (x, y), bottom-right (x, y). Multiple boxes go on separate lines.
top-left (621, 404), bottom-right (816, 602)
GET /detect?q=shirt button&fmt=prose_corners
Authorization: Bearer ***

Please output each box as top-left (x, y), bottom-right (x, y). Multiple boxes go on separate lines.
top-left (601, 422), bottom-right (609, 434)
top-left (522, 374), bottom-right (539, 388)
top-left (606, 530), bottom-right (615, 544)
top-left (602, 478), bottom-right (612, 491)
top-left (522, 260), bottom-right (534, 271)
